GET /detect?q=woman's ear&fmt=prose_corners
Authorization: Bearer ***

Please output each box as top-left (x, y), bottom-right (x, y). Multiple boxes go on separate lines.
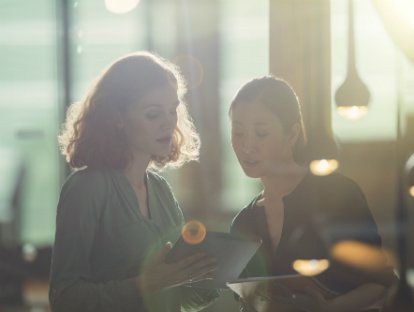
top-left (288, 123), bottom-right (300, 148)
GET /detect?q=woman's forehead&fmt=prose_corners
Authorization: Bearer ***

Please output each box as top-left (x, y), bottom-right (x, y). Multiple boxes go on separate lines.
top-left (138, 84), bottom-right (179, 108)
top-left (231, 101), bottom-right (281, 124)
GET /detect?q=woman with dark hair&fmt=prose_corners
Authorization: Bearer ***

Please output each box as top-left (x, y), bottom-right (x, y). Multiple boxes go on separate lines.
top-left (229, 76), bottom-right (394, 311)
top-left (50, 52), bottom-right (218, 312)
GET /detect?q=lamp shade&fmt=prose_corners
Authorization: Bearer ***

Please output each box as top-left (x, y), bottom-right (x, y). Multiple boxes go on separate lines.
top-left (335, 0), bottom-right (370, 120)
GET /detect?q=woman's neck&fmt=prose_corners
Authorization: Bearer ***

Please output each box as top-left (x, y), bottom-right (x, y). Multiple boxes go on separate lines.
top-left (123, 153), bottom-right (151, 189)
top-left (261, 162), bottom-right (307, 201)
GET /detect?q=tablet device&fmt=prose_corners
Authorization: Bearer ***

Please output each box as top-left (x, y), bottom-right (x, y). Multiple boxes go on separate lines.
top-left (165, 231), bottom-right (261, 289)
top-left (227, 275), bottom-right (339, 300)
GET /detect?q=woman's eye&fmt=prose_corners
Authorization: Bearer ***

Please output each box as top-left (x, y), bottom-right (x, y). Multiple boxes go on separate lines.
top-left (256, 131), bottom-right (269, 138)
top-left (232, 131), bottom-right (243, 137)
top-left (170, 108), bottom-right (178, 116)
top-left (145, 111), bottom-right (160, 119)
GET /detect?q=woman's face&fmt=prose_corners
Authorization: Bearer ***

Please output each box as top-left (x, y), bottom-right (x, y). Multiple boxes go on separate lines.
top-left (123, 83), bottom-right (179, 160)
top-left (231, 100), bottom-right (296, 178)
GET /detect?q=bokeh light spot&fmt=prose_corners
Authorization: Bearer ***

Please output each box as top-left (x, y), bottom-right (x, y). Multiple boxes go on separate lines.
top-left (181, 220), bottom-right (206, 245)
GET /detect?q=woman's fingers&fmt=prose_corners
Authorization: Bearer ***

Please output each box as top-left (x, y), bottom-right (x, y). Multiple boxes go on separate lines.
top-left (164, 266), bottom-right (214, 288)
top-left (184, 262), bottom-right (217, 280)
top-left (167, 256), bottom-right (217, 285)
top-left (154, 242), bottom-right (173, 263)
top-left (303, 286), bottom-right (326, 304)
top-left (152, 251), bottom-right (217, 289)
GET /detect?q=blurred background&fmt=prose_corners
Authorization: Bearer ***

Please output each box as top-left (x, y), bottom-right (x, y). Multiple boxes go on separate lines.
top-left (0, 0), bottom-right (413, 310)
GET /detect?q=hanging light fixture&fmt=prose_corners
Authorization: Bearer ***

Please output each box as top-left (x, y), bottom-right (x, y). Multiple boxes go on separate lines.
top-left (105, 0), bottom-right (140, 14)
top-left (335, 0), bottom-right (370, 121)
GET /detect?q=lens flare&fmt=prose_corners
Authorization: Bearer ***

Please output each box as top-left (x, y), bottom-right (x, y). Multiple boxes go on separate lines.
top-left (337, 106), bottom-right (368, 120)
top-left (409, 270), bottom-right (414, 287)
top-left (22, 243), bottom-right (37, 262)
top-left (181, 220), bottom-right (206, 245)
top-left (309, 159), bottom-right (339, 176)
top-left (331, 240), bottom-right (396, 271)
top-left (409, 186), bottom-right (414, 198)
top-left (292, 259), bottom-right (330, 276)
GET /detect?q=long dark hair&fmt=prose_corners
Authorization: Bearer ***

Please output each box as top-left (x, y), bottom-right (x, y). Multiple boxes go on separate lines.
top-left (230, 76), bottom-right (307, 164)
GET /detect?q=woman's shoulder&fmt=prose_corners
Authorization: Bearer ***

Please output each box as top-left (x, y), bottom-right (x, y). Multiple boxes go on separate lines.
top-left (310, 171), bottom-right (357, 186)
top-left (61, 167), bottom-right (111, 197)
top-left (57, 168), bottom-right (112, 218)
top-left (147, 170), bottom-right (184, 225)
top-left (65, 167), bottom-right (110, 185)
top-left (147, 170), bottom-right (174, 194)
top-left (147, 170), bottom-right (168, 184)
top-left (147, 170), bottom-right (180, 205)
top-left (309, 171), bottom-right (363, 196)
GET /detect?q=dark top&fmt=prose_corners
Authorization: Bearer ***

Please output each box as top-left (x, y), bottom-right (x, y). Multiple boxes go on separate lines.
top-left (49, 168), bottom-right (218, 312)
top-left (230, 172), bottom-right (391, 294)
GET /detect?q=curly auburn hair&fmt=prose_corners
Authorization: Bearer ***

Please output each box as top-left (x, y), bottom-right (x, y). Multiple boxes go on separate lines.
top-left (59, 51), bottom-right (200, 170)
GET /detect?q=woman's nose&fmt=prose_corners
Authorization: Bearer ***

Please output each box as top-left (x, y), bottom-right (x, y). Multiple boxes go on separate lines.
top-left (162, 112), bottom-right (177, 132)
top-left (241, 134), bottom-right (256, 154)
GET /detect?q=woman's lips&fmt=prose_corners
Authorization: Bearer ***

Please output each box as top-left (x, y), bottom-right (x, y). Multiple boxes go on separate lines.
top-left (243, 159), bottom-right (259, 167)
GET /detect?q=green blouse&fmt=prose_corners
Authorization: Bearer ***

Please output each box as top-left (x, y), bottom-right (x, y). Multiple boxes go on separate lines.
top-left (49, 168), bottom-right (218, 312)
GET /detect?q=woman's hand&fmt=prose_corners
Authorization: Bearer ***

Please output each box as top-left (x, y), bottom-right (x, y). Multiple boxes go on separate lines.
top-left (293, 283), bottom-right (387, 312)
top-left (292, 287), bottom-right (335, 312)
top-left (137, 242), bottom-right (217, 294)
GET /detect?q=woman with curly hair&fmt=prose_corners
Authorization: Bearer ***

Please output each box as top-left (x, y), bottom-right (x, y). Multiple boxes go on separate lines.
top-left (50, 52), bottom-right (218, 312)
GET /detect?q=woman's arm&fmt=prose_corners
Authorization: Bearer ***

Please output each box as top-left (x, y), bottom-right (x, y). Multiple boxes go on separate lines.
top-left (330, 283), bottom-right (387, 311)
top-left (302, 175), bottom-right (396, 311)
top-left (51, 277), bottom-right (144, 312)
top-left (158, 177), bottom-right (220, 311)
top-left (50, 171), bottom-right (146, 312)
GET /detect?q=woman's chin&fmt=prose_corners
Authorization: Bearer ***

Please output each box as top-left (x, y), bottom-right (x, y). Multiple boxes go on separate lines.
top-left (241, 167), bottom-right (263, 179)
top-left (152, 149), bottom-right (171, 159)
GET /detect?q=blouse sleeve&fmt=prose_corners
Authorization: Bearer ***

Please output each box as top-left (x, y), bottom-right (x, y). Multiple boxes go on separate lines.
top-left (49, 170), bottom-right (144, 312)
top-left (319, 175), bottom-right (395, 291)
top-left (326, 177), bottom-right (382, 247)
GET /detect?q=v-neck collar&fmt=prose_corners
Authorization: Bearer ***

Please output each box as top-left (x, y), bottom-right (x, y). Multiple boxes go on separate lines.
top-left (282, 171), bottom-right (311, 204)
top-left (116, 170), bottom-right (152, 220)
top-left (250, 172), bottom-right (312, 258)
top-left (252, 171), bottom-right (311, 209)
